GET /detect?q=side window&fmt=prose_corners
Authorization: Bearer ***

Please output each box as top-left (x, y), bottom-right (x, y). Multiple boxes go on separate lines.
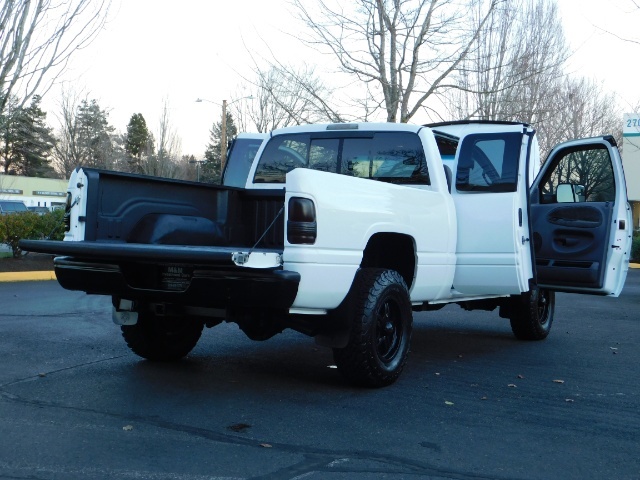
top-left (309, 138), bottom-right (339, 173)
top-left (370, 132), bottom-right (429, 184)
top-left (539, 145), bottom-right (615, 204)
top-left (340, 138), bottom-right (371, 177)
top-left (433, 132), bottom-right (459, 161)
top-left (456, 132), bottom-right (521, 192)
top-left (254, 135), bottom-right (310, 183)
top-left (223, 139), bottom-right (265, 187)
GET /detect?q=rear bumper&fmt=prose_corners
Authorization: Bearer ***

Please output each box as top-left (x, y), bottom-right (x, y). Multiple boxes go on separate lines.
top-left (53, 256), bottom-right (300, 310)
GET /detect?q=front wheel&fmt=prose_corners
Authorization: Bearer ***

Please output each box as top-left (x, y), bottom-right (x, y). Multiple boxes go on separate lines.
top-left (509, 287), bottom-right (555, 341)
top-left (333, 269), bottom-right (413, 388)
top-left (121, 311), bottom-right (204, 361)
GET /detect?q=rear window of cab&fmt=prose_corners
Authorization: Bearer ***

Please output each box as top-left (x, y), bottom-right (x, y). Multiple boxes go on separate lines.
top-left (253, 131), bottom-right (429, 185)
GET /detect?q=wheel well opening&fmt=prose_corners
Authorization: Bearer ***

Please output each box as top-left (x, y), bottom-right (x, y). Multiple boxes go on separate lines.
top-left (360, 233), bottom-right (416, 289)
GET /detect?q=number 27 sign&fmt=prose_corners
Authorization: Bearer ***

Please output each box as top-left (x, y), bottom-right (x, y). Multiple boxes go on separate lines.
top-left (624, 113), bottom-right (640, 136)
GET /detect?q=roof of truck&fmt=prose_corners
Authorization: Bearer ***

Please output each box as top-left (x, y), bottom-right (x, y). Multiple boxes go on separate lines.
top-left (270, 122), bottom-right (423, 136)
top-left (426, 120), bottom-right (532, 139)
top-left (425, 120), bottom-right (530, 128)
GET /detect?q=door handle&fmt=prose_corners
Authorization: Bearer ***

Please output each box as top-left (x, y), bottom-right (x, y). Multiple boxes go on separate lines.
top-left (556, 237), bottom-right (579, 247)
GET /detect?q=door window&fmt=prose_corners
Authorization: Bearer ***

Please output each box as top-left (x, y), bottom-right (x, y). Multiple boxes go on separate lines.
top-left (538, 145), bottom-right (615, 204)
top-left (455, 132), bottom-right (521, 193)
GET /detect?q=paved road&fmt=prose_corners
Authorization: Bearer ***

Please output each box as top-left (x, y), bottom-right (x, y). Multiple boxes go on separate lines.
top-left (1, 272), bottom-right (639, 480)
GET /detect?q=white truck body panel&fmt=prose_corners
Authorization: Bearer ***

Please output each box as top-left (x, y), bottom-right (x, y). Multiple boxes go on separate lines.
top-left (284, 168), bottom-right (456, 309)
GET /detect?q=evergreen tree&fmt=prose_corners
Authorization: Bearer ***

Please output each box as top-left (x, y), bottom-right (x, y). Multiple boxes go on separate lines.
top-left (0, 96), bottom-right (19, 174)
top-left (201, 112), bottom-right (237, 183)
top-left (76, 99), bottom-right (116, 170)
top-left (125, 113), bottom-right (153, 173)
top-left (0, 95), bottom-right (56, 177)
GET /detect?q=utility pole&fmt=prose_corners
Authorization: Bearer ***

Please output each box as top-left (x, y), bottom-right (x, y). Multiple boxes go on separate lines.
top-left (196, 96), bottom-right (252, 173)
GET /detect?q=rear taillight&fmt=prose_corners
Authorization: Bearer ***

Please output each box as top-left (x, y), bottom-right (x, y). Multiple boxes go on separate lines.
top-left (287, 197), bottom-right (316, 244)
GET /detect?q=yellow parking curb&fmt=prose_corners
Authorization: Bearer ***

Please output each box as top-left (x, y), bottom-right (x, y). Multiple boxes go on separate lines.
top-left (0, 271), bottom-right (56, 282)
top-left (1, 265), bottom-right (638, 282)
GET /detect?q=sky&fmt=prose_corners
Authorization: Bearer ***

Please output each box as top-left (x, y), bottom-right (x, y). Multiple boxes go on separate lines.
top-left (42, 0), bottom-right (640, 158)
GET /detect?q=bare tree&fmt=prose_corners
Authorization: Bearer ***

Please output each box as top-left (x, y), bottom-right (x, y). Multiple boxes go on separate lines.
top-left (0, 0), bottom-right (111, 115)
top-left (593, 0), bottom-right (640, 45)
top-left (140, 99), bottom-right (182, 179)
top-left (52, 88), bottom-right (87, 178)
top-left (292, 0), bottom-right (501, 123)
top-left (445, 0), bottom-right (568, 124)
top-left (537, 76), bottom-right (621, 158)
top-left (52, 87), bottom-right (124, 177)
top-left (234, 64), bottom-right (343, 133)
top-left (533, 76), bottom-right (621, 218)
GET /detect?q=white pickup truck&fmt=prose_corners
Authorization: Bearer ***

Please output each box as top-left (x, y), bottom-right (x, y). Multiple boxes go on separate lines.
top-left (22, 121), bottom-right (633, 387)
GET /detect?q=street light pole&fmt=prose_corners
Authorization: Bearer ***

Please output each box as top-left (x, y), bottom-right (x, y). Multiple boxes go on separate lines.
top-left (195, 95), bottom-right (252, 175)
top-left (188, 159), bottom-right (204, 181)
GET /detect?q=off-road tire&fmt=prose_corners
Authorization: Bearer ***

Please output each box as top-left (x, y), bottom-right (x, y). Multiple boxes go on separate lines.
top-left (121, 312), bottom-right (204, 361)
top-left (333, 269), bottom-right (413, 387)
top-left (509, 287), bottom-right (555, 341)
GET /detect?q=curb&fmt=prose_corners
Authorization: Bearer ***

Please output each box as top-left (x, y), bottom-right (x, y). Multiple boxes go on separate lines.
top-left (1, 264), bottom-right (639, 283)
top-left (0, 271), bottom-right (56, 282)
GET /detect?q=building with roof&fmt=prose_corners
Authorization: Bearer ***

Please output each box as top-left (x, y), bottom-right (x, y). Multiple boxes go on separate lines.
top-left (623, 114), bottom-right (640, 231)
top-left (0, 175), bottom-right (67, 210)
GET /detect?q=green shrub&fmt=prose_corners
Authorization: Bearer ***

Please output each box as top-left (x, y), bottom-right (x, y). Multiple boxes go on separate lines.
top-left (632, 232), bottom-right (640, 263)
top-left (0, 210), bottom-right (65, 258)
top-left (36, 209), bottom-right (65, 241)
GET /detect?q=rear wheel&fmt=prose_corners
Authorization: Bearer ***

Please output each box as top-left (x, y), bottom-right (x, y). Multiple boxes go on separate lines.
top-left (333, 269), bottom-right (412, 387)
top-left (509, 287), bottom-right (555, 340)
top-left (121, 311), bottom-right (203, 361)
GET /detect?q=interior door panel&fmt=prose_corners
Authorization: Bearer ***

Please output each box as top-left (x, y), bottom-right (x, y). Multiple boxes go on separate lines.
top-left (532, 202), bottom-right (613, 288)
top-left (530, 136), bottom-right (630, 296)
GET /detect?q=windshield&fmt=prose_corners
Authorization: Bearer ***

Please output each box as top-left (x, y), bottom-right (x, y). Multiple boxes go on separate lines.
top-left (0, 201), bottom-right (28, 212)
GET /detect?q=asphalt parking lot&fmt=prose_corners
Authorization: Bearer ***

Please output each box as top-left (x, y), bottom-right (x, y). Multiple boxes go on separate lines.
top-left (0, 270), bottom-right (639, 479)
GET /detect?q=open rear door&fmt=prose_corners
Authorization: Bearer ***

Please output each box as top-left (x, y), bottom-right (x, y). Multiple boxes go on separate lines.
top-left (449, 125), bottom-right (534, 296)
top-left (530, 136), bottom-right (632, 296)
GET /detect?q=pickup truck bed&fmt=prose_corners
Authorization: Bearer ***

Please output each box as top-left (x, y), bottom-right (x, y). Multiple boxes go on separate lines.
top-left (21, 168), bottom-right (298, 310)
